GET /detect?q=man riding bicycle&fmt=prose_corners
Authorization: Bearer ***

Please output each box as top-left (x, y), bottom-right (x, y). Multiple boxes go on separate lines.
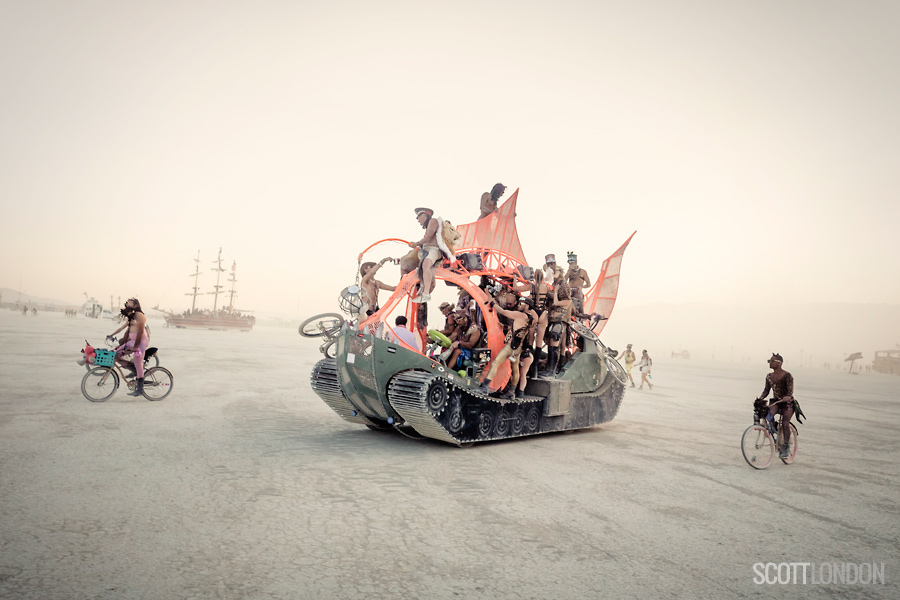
top-left (755, 353), bottom-right (795, 458)
top-left (109, 298), bottom-right (149, 397)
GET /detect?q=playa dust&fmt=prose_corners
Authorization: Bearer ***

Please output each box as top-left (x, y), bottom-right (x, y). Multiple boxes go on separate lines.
top-left (0, 311), bottom-right (897, 599)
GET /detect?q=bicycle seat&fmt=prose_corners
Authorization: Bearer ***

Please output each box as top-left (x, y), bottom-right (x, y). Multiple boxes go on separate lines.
top-left (145, 347), bottom-right (158, 360)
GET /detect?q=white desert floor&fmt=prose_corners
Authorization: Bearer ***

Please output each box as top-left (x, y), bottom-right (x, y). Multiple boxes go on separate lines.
top-left (0, 310), bottom-right (897, 600)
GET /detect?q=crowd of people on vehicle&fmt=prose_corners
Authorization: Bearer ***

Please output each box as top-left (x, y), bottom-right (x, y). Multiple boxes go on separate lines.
top-left (353, 183), bottom-right (633, 399)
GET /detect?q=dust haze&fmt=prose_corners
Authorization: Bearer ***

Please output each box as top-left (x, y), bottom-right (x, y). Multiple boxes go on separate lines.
top-left (605, 302), bottom-right (900, 369)
top-left (1, 1), bottom-right (899, 319)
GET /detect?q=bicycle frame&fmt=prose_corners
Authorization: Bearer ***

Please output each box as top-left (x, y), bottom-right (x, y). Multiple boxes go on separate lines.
top-left (93, 361), bottom-right (132, 387)
top-left (764, 408), bottom-right (791, 444)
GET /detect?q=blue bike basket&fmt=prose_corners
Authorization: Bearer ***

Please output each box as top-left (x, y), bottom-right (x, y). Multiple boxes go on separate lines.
top-left (94, 349), bottom-right (116, 367)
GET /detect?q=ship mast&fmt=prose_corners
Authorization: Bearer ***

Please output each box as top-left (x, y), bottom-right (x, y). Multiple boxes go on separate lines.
top-left (227, 260), bottom-right (238, 313)
top-left (186, 250), bottom-right (203, 312)
top-left (208, 247), bottom-right (225, 311)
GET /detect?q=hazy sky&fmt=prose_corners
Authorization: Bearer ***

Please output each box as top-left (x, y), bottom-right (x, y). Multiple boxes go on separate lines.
top-left (2, 0), bottom-right (898, 318)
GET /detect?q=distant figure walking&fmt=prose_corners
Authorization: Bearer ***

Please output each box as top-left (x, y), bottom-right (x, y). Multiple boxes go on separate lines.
top-left (638, 349), bottom-right (653, 390)
top-left (621, 344), bottom-right (636, 388)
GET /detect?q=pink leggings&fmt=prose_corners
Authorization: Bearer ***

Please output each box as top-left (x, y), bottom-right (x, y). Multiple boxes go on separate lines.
top-left (118, 337), bottom-right (149, 378)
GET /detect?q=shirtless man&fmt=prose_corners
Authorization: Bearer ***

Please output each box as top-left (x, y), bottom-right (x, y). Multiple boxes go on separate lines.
top-left (360, 258), bottom-right (397, 316)
top-left (478, 297), bottom-right (534, 398)
top-left (446, 311), bottom-right (482, 372)
top-left (409, 207), bottom-right (440, 303)
top-left (756, 353), bottom-right (796, 458)
top-left (111, 298), bottom-right (149, 396)
top-left (541, 285), bottom-right (574, 377)
top-left (437, 302), bottom-right (457, 337)
top-left (565, 252), bottom-right (591, 313)
top-left (478, 183), bottom-right (507, 220)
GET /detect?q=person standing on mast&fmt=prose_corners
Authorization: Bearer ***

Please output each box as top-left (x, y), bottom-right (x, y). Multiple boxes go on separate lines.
top-left (478, 183), bottom-right (506, 220)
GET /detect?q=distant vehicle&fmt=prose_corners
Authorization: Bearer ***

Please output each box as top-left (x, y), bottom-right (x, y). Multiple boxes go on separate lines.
top-left (873, 350), bottom-right (900, 375)
top-left (82, 295), bottom-right (108, 319)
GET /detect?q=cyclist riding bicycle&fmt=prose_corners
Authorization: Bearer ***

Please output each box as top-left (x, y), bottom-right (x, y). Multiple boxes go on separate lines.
top-left (755, 353), bottom-right (795, 458)
top-left (109, 298), bottom-right (149, 397)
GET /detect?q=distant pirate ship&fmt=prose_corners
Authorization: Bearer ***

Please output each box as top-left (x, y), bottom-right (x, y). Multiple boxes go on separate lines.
top-left (156, 248), bottom-right (256, 332)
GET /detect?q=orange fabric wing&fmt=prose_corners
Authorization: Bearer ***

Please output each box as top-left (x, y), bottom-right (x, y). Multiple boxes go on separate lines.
top-left (583, 231), bottom-right (637, 335)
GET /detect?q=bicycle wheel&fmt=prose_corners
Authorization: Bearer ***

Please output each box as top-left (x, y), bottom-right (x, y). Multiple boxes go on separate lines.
top-left (81, 367), bottom-right (119, 402)
top-left (570, 320), bottom-right (599, 342)
top-left (144, 354), bottom-right (160, 369)
top-left (779, 423), bottom-right (799, 464)
top-left (299, 313), bottom-right (344, 338)
top-left (142, 367), bottom-right (174, 401)
top-left (605, 356), bottom-right (629, 386)
top-left (322, 338), bottom-right (338, 359)
top-left (741, 424), bottom-right (775, 469)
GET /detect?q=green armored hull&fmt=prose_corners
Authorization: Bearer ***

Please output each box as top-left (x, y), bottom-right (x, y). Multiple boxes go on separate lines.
top-left (303, 187), bottom-right (635, 446)
top-left (310, 326), bottom-right (627, 446)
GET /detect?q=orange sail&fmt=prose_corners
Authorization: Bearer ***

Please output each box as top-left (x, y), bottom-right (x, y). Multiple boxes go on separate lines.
top-left (583, 231), bottom-right (637, 335)
top-left (454, 189), bottom-right (528, 272)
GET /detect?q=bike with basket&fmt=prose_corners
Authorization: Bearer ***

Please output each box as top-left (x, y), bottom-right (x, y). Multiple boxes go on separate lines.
top-left (79, 340), bottom-right (173, 402)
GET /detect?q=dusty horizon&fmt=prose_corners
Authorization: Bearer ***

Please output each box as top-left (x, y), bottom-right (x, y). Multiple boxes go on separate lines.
top-left (2, 1), bottom-right (899, 341)
top-left (6, 286), bottom-right (897, 371)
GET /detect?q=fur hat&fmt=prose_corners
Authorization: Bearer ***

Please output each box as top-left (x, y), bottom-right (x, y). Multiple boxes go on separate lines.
top-left (567, 251), bottom-right (577, 263)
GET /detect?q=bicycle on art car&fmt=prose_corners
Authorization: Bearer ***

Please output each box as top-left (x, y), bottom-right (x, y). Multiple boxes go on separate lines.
top-left (298, 313), bottom-right (345, 358)
top-left (741, 399), bottom-right (798, 469)
top-left (79, 341), bottom-right (174, 402)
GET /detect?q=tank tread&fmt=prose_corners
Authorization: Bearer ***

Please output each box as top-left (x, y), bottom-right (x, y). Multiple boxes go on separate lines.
top-left (386, 371), bottom-right (460, 444)
top-left (310, 358), bottom-right (374, 426)
top-left (387, 370), bottom-right (546, 446)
